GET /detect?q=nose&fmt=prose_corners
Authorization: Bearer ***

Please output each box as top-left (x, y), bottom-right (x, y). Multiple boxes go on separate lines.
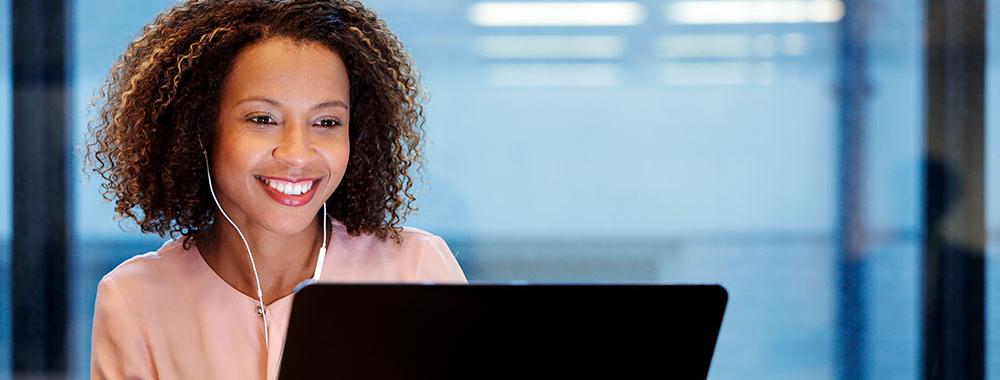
top-left (272, 125), bottom-right (315, 168)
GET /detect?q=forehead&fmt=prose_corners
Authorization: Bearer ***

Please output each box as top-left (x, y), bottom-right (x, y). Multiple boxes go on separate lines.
top-left (221, 37), bottom-right (350, 103)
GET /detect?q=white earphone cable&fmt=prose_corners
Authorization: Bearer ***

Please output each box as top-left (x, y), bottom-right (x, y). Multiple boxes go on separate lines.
top-left (202, 147), bottom-right (330, 355)
top-left (203, 151), bottom-right (271, 350)
top-left (313, 202), bottom-right (328, 282)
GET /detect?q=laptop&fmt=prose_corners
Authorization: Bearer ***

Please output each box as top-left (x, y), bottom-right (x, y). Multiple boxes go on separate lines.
top-left (277, 283), bottom-right (728, 379)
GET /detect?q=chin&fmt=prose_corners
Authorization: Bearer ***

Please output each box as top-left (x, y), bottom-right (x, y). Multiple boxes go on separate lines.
top-left (260, 211), bottom-right (319, 236)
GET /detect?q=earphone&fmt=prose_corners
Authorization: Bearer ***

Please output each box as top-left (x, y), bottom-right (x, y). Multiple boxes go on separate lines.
top-left (200, 142), bottom-right (328, 351)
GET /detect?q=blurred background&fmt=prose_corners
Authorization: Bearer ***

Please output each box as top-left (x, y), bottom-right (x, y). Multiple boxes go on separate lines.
top-left (0, 0), bottom-right (998, 379)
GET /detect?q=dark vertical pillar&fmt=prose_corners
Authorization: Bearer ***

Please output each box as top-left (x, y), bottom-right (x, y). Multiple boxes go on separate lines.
top-left (836, 0), bottom-right (870, 379)
top-left (11, 0), bottom-right (71, 377)
top-left (921, 0), bottom-right (985, 379)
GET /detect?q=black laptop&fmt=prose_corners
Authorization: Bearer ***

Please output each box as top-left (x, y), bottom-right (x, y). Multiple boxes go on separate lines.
top-left (277, 283), bottom-right (728, 379)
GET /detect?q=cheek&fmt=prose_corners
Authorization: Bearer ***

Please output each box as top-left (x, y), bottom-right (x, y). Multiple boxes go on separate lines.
top-left (211, 135), bottom-right (268, 193)
top-left (337, 139), bottom-right (351, 165)
top-left (323, 127), bottom-right (350, 160)
top-left (323, 137), bottom-right (351, 191)
top-left (330, 139), bottom-right (351, 175)
top-left (216, 137), bottom-right (262, 172)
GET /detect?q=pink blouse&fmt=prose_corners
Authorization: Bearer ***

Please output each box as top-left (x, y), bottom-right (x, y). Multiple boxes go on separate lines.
top-left (89, 221), bottom-right (467, 380)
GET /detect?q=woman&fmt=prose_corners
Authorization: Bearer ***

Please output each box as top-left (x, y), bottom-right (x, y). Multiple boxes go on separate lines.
top-left (86, 1), bottom-right (466, 379)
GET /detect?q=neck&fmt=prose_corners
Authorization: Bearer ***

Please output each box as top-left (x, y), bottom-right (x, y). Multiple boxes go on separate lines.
top-left (198, 213), bottom-right (326, 305)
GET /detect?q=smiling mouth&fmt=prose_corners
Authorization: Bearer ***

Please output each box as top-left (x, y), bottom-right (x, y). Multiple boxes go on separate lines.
top-left (255, 175), bottom-right (321, 207)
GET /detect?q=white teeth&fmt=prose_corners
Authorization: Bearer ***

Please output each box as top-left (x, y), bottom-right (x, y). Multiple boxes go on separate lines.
top-left (262, 177), bottom-right (314, 196)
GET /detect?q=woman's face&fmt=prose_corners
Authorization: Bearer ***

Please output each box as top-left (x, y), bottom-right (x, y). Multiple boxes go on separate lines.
top-left (211, 37), bottom-right (351, 235)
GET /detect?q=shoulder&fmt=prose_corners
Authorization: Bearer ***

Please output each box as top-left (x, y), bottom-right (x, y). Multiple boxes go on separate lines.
top-left (394, 226), bottom-right (467, 283)
top-left (103, 239), bottom-right (193, 283)
top-left (93, 238), bottom-right (201, 337)
top-left (399, 225), bottom-right (443, 251)
top-left (330, 221), bottom-right (439, 254)
top-left (329, 222), bottom-right (467, 283)
top-left (99, 238), bottom-right (201, 303)
top-left (405, 227), bottom-right (467, 283)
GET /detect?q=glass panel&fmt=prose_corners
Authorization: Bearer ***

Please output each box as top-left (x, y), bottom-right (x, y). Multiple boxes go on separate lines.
top-left (864, 0), bottom-right (923, 378)
top-left (987, 0), bottom-right (1000, 377)
top-left (0, 0), bottom-right (11, 376)
top-left (371, 0), bottom-right (922, 378)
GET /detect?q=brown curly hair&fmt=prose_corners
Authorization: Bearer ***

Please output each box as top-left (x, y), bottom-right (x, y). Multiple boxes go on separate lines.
top-left (86, 0), bottom-right (425, 245)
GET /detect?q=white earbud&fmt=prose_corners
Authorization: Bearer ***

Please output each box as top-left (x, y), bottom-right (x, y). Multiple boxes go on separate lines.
top-left (200, 142), bottom-right (329, 352)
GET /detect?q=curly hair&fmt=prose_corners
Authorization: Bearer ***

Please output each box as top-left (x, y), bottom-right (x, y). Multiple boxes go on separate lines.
top-left (86, 0), bottom-right (425, 246)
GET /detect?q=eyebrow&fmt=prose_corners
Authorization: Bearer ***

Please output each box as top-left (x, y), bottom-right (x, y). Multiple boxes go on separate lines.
top-left (235, 97), bottom-right (350, 111)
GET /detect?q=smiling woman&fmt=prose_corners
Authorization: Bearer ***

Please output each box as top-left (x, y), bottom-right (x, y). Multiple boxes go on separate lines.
top-left (84, 1), bottom-right (466, 379)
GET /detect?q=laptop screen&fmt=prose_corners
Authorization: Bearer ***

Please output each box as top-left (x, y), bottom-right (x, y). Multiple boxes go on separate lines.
top-left (278, 283), bottom-right (727, 379)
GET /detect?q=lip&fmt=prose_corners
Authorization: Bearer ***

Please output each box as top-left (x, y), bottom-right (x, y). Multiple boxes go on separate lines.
top-left (256, 176), bottom-right (321, 207)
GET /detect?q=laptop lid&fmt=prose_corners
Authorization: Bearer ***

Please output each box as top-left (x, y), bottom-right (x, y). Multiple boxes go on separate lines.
top-left (277, 283), bottom-right (728, 379)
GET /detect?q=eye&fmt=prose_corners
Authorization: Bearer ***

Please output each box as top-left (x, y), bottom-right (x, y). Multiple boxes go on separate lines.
top-left (315, 118), bottom-right (342, 128)
top-left (246, 114), bottom-right (276, 126)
